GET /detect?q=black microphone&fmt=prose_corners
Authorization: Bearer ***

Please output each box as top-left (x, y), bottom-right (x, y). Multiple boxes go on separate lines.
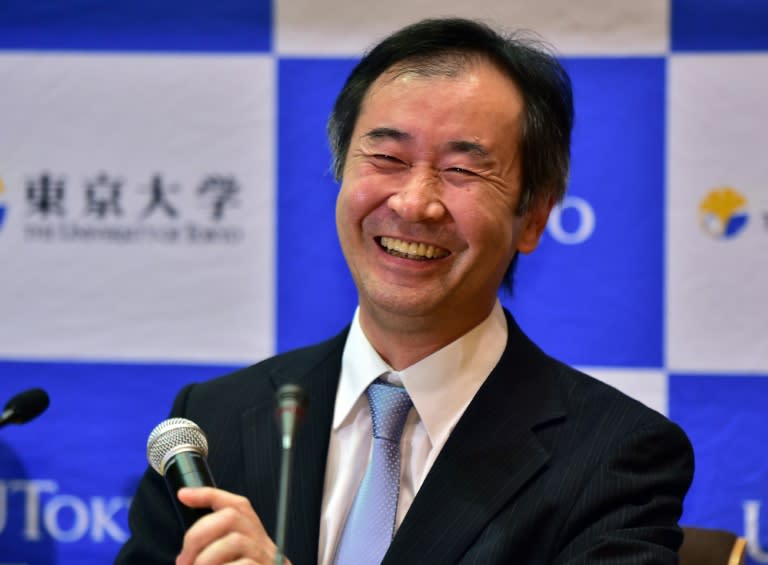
top-left (0, 388), bottom-right (50, 429)
top-left (274, 384), bottom-right (307, 565)
top-left (146, 417), bottom-right (216, 530)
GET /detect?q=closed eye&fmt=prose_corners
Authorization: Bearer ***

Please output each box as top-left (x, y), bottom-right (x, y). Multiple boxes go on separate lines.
top-left (445, 167), bottom-right (477, 176)
top-left (373, 154), bottom-right (404, 163)
top-left (366, 153), bottom-right (409, 172)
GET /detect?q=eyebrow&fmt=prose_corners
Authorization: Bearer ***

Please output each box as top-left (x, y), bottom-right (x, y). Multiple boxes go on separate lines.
top-left (362, 128), bottom-right (493, 160)
top-left (363, 127), bottom-right (412, 142)
top-left (446, 140), bottom-right (491, 159)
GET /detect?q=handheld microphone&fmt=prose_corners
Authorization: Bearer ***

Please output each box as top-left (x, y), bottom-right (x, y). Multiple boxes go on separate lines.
top-left (274, 384), bottom-right (308, 565)
top-left (146, 417), bottom-right (216, 530)
top-left (0, 388), bottom-right (50, 429)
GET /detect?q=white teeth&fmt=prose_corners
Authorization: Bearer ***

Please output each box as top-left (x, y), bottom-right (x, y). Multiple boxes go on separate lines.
top-left (379, 237), bottom-right (448, 260)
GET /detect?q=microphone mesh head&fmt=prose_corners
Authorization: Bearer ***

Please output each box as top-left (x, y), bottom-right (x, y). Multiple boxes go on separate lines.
top-left (146, 418), bottom-right (208, 476)
top-left (5, 388), bottom-right (50, 423)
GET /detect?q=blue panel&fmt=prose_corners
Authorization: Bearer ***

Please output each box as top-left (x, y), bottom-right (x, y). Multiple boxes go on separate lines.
top-left (669, 374), bottom-right (768, 563)
top-left (672, 0), bottom-right (768, 51)
top-left (0, 0), bottom-right (271, 52)
top-left (0, 360), bottom-right (238, 563)
top-left (277, 59), bottom-right (360, 352)
top-left (506, 58), bottom-right (666, 367)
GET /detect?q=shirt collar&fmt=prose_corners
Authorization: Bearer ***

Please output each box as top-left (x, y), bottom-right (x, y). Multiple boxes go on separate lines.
top-left (335, 301), bottom-right (508, 447)
top-left (333, 308), bottom-right (392, 429)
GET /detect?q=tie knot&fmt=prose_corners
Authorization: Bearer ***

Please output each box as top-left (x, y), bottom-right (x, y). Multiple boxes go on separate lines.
top-left (366, 380), bottom-right (412, 442)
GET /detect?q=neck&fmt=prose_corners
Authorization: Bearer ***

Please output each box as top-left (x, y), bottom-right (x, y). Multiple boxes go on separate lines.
top-left (358, 301), bottom-right (496, 370)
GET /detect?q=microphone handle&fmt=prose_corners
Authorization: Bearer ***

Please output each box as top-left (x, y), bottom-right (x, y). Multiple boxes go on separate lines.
top-left (163, 451), bottom-right (216, 530)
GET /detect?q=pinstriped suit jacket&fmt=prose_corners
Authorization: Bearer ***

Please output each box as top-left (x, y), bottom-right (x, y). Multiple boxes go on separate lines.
top-left (116, 310), bottom-right (694, 565)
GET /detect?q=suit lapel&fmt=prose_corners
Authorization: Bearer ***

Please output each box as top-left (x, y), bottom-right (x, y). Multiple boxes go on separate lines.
top-left (240, 330), bottom-right (348, 565)
top-left (384, 312), bottom-right (566, 564)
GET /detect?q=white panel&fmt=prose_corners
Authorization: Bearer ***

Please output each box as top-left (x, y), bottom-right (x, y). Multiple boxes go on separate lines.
top-left (275, 0), bottom-right (668, 56)
top-left (0, 53), bottom-right (275, 363)
top-left (667, 54), bottom-right (768, 373)
top-left (580, 367), bottom-right (669, 416)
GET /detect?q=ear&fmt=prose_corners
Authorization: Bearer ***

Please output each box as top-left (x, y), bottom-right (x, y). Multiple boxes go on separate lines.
top-left (516, 196), bottom-right (555, 254)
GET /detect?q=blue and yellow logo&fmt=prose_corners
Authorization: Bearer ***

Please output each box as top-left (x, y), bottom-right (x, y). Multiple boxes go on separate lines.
top-left (0, 178), bottom-right (6, 232)
top-left (699, 187), bottom-right (749, 239)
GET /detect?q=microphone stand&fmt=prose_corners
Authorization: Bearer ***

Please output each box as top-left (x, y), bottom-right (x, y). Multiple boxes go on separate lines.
top-left (274, 440), bottom-right (294, 565)
top-left (274, 385), bottom-right (307, 565)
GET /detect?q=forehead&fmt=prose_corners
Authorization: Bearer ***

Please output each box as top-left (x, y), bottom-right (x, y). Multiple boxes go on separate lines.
top-left (354, 57), bottom-right (525, 143)
top-left (366, 54), bottom-right (520, 105)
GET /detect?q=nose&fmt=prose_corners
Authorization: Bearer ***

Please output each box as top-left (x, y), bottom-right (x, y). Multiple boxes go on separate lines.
top-left (387, 171), bottom-right (446, 222)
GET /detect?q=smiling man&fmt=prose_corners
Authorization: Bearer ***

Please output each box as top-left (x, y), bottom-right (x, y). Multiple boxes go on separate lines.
top-left (118, 18), bottom-right (694, 565)
top-left (335, 54), bottom-right (549, 371)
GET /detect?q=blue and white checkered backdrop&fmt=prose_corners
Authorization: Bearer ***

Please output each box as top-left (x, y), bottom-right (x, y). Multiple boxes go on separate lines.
top-left (0, 1), bottom-right (766, 563)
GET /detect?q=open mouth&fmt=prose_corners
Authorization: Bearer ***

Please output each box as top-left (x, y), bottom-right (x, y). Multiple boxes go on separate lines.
top-left (377, 236), bottom-right (450, 261)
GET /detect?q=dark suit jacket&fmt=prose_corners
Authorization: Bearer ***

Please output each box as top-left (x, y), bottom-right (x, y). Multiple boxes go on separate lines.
top-left (116, 311), bottom-right (694, 564)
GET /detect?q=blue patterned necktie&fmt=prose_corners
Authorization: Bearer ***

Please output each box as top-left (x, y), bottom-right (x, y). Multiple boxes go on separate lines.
top-left (334, 378), bottom-right (413, 565)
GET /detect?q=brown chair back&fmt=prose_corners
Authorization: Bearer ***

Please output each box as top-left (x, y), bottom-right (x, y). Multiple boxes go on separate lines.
top-left (679, 526), bottom-right (747, 565)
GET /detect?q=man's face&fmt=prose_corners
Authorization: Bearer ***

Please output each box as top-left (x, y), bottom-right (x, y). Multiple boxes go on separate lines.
top-left (336, 58), bottom-right (551, 331)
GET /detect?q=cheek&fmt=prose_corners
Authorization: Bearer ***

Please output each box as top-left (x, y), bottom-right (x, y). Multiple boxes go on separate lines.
top-left (336, 192), bottom-right (360, 266)
top-left (449, 195), bottom-right (520, 262)
top-left (337, 178), bottom-right (386, 226)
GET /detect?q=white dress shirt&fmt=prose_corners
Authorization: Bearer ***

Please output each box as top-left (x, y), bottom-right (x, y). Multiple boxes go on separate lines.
top-left (317, 300), bottom-right (508, 565)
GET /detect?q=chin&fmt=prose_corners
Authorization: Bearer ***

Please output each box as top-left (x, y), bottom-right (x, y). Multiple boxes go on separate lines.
top-left (368, 289), bottom-right (454, 321)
